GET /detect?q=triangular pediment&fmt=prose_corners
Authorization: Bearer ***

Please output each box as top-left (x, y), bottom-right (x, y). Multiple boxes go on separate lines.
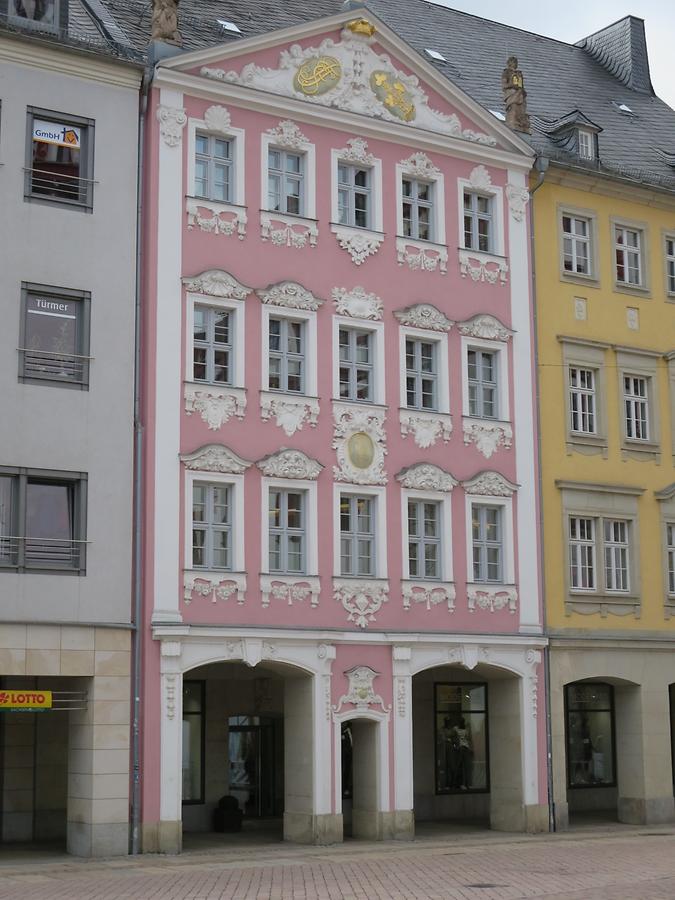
top-left (159, 12), bottom-right (531, 156)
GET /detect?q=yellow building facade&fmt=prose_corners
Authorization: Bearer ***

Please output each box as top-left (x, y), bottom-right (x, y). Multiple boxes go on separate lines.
top-left (534, 166), bottom-right (675, 828)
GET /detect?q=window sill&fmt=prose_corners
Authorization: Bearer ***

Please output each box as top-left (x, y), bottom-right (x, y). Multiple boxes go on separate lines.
top-left (331, 223), bottom-right (384, 265)
top-left (565, 594), bottom-right (641, 618)
top-left (664, 600), bottom-right (675, 620)
top-left (566, 433), bottom-right (608, 458)
top-left (458, 248), bottom-right (508, 284)
top-left (184, 382), bottom-right (246, 431)
top-left (399, 408), bottom-right (452, 448)
top-left (23, 193), bottom-right (93, 214)
top-left (613, 281), bottom-right (651, 299)
top-left (186, 196), bottom-right (247, 238)
top-left (620, 440), bottom-right (661, 463)
top-left (466, 583), bottom-right (518, 613)
top-left (462, 417), bottom-right (513, 459)
top-left (260, 574), bottom-right (320, 608)
top-left (396, 236), bottom-right (448, 274)
top-left (401, 580), bottom-right (456, 611)
top-left (19, 375), bottom-right (89, 391)
top-left (333, 577), bottom-right (389, 628)
top-left (560, 270), bottom-right (600, 288)
top-left (260, 210), bottom-right (318, 248)
top-left (0, 564), bottom-right (85, 576)
top-left (260, 391), bottom-right (319, 436)
top-left (183, 570), bottom-right (246, 605)
top-left (333, 397), bottom-right (387, 413)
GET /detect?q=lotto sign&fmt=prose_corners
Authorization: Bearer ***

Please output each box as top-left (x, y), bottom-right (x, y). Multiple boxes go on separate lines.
top-left (0, 690), bottom-right (53, 711)
top-left (32, 120), bottom-right (81, 149)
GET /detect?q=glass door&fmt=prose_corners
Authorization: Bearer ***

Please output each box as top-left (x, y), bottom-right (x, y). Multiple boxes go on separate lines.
top-left (228, 716), bottom-right (276, 817)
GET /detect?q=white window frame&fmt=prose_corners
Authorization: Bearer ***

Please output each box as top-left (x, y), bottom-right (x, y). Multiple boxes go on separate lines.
top-left (331, 149), bottom-right (383, 233)
top-left (667, 522), bottom-right (675, 598)
top-left (261, 305), bottom-right (317, 397)
top-left (185, 292), bottom-right (245, 387)
top-left (464, 494), bottom-right (515, 585)
top-left (398, 326), bottom-right (450, 415)
top-left (665, 233), bottom-right (675, 297)
top-left (616, 349), bottom-right (660, 455)
top-left (187, 116), bottom-right (245, 205)
top-left (461, 336), bottom-right (509, 422)
top-left (577, 129), bottom-right (594, 160)
top-left (612, 220), bottom-right (648, 291)
top-left (561, 339), bottom-right (608, 453)
top-left (566, 514), bottom-right (633, 596)
top-left (400, 488), bottom-right (453, 582)
top-left (332, 316), bottom-right (385, 405)
top-left (261, 477), bottom-right (318, 577)
top-left (457, 177), bottom-right (505, 258)
top-left (622, 373), bottom-right (650, 442)
top-left (395, 165), bottom-right (446, 245)
top-left (568, 516), bottom-right (596, 592)
top-left (184, 470), bottom-right (245, 573)
top-left (261, 132), bottom-right (316, 220)
top-left (561, 212), bottom-right (593, 278)
top-left (333, 484), bottom-right (387, 578)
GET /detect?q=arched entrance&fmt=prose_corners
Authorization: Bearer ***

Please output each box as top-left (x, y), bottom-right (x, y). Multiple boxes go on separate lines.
top-left (338, 715), bottom-right (386, 840)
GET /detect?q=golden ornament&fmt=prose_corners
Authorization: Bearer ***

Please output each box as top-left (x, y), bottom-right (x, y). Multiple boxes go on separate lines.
top-left (293, 56), bottom-right (342, 97)
top-left (370, 71), bottom-right (415, 122)
top-left (345, 18), bottom-right (376, 38)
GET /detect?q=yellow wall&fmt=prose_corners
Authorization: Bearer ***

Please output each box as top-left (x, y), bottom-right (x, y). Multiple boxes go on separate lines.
top-left (533, 173), bottom-right (675, 632)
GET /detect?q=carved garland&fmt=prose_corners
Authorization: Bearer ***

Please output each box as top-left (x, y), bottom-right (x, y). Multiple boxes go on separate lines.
top-left (394, 303), bottom-right (452, 332)
top-left (257, 448), bottom-right (322, 480)
top-left (332, 286), bottom-right (383, 320)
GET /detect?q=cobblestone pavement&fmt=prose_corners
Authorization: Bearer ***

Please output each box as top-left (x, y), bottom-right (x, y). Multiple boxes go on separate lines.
top-left (1, 825), bottom-right (675, 900)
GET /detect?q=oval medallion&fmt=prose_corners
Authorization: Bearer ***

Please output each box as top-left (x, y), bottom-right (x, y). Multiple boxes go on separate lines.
top-left (293, 56), bottom-right (342, 97)
top-left (348, 432), bottom-right (375, 470)
top-left (370, 70), bottom-right (416, 122)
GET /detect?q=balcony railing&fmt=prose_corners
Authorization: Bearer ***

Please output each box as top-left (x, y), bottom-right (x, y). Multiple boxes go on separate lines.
top-left (0, 536), bottom-right (87, 570)
top-left (18, 348), bottom-right (91, 384)
top-left (24, 167), bottom-right (95, 206)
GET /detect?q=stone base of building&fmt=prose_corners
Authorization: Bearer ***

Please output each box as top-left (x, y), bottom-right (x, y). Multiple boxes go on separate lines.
top-left (283, 812), bottom-right (343, 844)
top-left (67, 821), bottom-right (129, 857)
top-left (618, 796), bottom-right (675, 825)
top-left (490, 802), bottom-right (549, 833)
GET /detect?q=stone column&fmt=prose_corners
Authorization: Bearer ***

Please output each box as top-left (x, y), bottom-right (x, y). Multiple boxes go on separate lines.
top-left (158, 641), bottom-right (183, 853)
top-left (489, 677), bottom-right (524, 831)
top-left (392, 646), bottom-right (414, 839)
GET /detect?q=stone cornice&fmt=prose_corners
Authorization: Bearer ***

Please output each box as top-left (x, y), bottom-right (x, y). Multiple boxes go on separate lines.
top-left (540, 162), bottom-right (675, 212)
top-left (555, 480), bottom-right (645, 496)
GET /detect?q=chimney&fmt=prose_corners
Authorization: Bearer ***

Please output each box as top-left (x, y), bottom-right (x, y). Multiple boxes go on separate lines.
top-left (576, 16), bottom-right (653, 95)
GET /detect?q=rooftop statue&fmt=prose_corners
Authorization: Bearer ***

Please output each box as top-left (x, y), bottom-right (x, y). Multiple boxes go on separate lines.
top-left (501, 56), bottom-right (531, 133)
top-left (151, 0), bottom-right (182, 45)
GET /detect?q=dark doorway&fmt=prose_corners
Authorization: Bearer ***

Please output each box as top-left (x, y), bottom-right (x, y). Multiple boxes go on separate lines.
top-left (228, 716), bottom-right (278, 818)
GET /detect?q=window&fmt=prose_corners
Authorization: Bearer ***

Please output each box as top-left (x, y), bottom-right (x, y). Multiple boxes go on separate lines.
top-left (668, 524), bottom-right (675, 595)
top-left (569, 367), bottom-right (597, 434)
top-left (577, 129), bottom-right (594, 160)
top-left (337, 164), bottom-right (371, 229)
top-left (471, 505), bottom-right (502, 583)
top-left (0, 469), bottom-right (86, 572)
top-left (435, 683), bottom-right (488, 793)
top-left (402, 178), bottom-right (433, 241)
top-left (267, 148), bottom-right (303, 215)
top-left (26, 110), bottom-right (93, 208)
top-left (8, 0), bottom-right (63, 31)
top-left (340, 494), bottom-right (374, 576)
top-left (192, 483), bottom-right (231, 570)
top-left (623, 375), bottom-right (649, 441)
top-left (268, 489), bottom-right (305, 574)
top-left (467, 349), bottom-right (498, 419)
top-left (194, 133), bottom-right (233, 203)
top-left (562, 215), bottom-right (591, 276)
top-left (405, 338), bottom-right (437, 410)
top-left (268, 317), bottom-right (304, 393)
top-left (19, 284), bottom-right (90, 387)
top-left (666, 236), bottom-right (675, 295)
top-left (565, 683), bottom-right (615, 788)
top-left (614, 225), bottom-right (643, 286)
top-left (193, 306), bottom-right (232, 385)
top-left (339, 327), bottom-right (373, 402)
top-left (182, 681), bottom-right (205, 804)
top-left (463, 191), bottom-right (492, 252)
top-left (568, 516), bottom-right (631, 593)
top-left (407, 500), bottom-right (441, 580)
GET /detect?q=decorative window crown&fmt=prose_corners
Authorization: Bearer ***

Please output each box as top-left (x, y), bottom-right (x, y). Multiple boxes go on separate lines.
top-left (394, 303), bottom-right (452, 332)
top-left (180, 444), bottom-right (251, 474)
top-left (256, 448), bottom-right (323, 480)
top-left (462, 470), bottom-right (518, 497)
top-left (256, 281), bottom-right (323, 310)
top-left (183, 270), bottom-right (250, 299)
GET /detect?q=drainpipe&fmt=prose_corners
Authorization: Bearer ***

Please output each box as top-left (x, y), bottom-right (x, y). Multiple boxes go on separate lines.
top-left (528, 156), bottom-right (554, 832)
top-left (130, 65), bottom-right (152, 857)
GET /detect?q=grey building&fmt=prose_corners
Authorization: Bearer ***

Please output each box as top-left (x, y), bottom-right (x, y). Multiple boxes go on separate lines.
top-left (0, 1), bottom-right (142, 856)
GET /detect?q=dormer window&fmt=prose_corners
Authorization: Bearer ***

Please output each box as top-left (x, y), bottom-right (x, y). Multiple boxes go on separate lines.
top-left (578, 129), bottom-right (595, 161)
top-left (8, 0), bottom-right (63, 32)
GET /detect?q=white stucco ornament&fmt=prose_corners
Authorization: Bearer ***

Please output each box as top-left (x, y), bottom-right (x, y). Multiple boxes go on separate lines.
top-left (265, 119), bottom-right (310, 149)
top-left (399, 151), bottom-right (440, 178)
top-left (260, 212), bottom-right (318, 248)
top-left (260, 575), bottom-right (320, 608)
top-left (336, 137), bottom-right (375, 165)
top-left (332, 286), bottom-right (383, 320)
top-left (333, 665), bottom-right (390, 713)
top-left (256, 448), bottom-right (323, 480)
top-left (183, 572), bottom-right (246, 605)
top-left (257, 281), bottom-right (323, 311)
top-left (260, 394), bottom-right (320, 436)
top-left (333, 225), bottom-right (383, 265)
top-left (463, 420), bottom-right (513, 458)
top-left (396, 462), bottom-right (456, 492)
top-left (458, 314), bottom-right (513, 342)
top-left (333, 403), bottom-right (387, 484)
top-left (334, 579), bottom-right (389, 629)
top-left (399, 411), bottom-right (453, 448)
top-left (184, 385), bottom-right (247, 430)
top-left (462, 470), bottom-right (517, 496)
top-left (458, 250), bottom-right (509, 285)
top-left (469, 164), bottom-right (492, 189)
top-left (396, 240), bottom-right (448, 275)
top-left (157, 104), bottom-right (187, 147)
top-left (186, 199), bottom-right (247, 239)
top-left (394, 303), bottom-right (452, 332)
top-left (402, 582), bottom-right (456, 612)
top-left (203, 104), bottom-right (232, 134)
top-left (506, 183), bottom-right (530, 222)
top-left (467, 585), bottom-right (518, 613)
top-left (180, 444), bottom-right (251, 474)
top-left (183, 270), bottom-right (250, 299)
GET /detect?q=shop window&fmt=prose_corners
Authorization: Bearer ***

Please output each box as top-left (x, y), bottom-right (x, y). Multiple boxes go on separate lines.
top-left (0, 468), bottom-right (87, 573)
top-left (19, 284), bottom-right (90, 387)
top-left (565, 682), bottom-right (616, 788)
top-left (182, 681), bottom-right (205, 804)
top-left (435, 683), bottom-right (489, 794)
top-left (26, 109), bottom-right (94, 209)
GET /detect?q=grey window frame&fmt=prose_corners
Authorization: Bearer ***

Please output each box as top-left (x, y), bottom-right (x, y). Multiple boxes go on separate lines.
top-left (405, 338), bottom-right (438, 411)
top-left (666, 236), bottom-right (675, 296)
top-left (18, 282), bottom-right (91, 389)
top-left (463, 190), bottom-right (493, 252)
top-left (268, 488), bottom-right (306, 575)
top-left (194, 131), bottom-right (234, 203)
top-left (338, 326), bottom-right (373, 402)
top-left (568, 515), bottom-right (632, 595)
top-left (467, 348), bottom-right (498, 419)
top-left (569, 366), bottom-right (597, 435)
top-left (407, 499), bottom-right (441, 581)
top-left (192, 305), bottom-right (233, 386)
top-left (268, 316), bottom-right (305, 394)
top-left (337, 163), bottom-right (372, 229)
top-left (402, 177), bottom-right (434, 241)
top-left (667, 523), bottom-right (675, 595)
top-left (267, 148), bottom-right (304, 216)
top-left (0, 466), bottom-right (87, 574)
top-left (25, 107), bottom-right (95, 211)
top-left (562, 214), bottom-right (592, 276)
top-left (471, 504), bottom-right (503, 583)
top-left (340, 494), bottom-right (375, 577)
top-left (623, 374), bottom-right (649, 441)
top-left (191, 482), bottom-right (232, 571)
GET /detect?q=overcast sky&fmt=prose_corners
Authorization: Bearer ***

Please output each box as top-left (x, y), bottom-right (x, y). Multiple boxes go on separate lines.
top-left (426, 0), bottom-right (675, 109)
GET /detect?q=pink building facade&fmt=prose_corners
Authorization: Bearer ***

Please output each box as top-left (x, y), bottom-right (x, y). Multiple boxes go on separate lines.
top-left (140, 11), bottom-right (547, 852)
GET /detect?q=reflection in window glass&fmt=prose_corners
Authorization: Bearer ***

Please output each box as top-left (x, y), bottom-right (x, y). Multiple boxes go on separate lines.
top-left (22, 292), bottom-right (86, 383)
top-left (565, 683), bottom-right (615, 788)
top-left (11, 0), bottom-right (58, 26)
top-left (182, 681), bottom-right (204, 803)
top-left (25, 480), bottom-right (75, 567)
top-left (30, 117), bottom-right (85, 203)
top-left (435, 683), bottom-right (488, 793)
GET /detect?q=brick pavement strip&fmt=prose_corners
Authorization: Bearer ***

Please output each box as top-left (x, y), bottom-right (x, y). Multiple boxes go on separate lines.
top-left (1, 828), bottom-right (675, 900)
